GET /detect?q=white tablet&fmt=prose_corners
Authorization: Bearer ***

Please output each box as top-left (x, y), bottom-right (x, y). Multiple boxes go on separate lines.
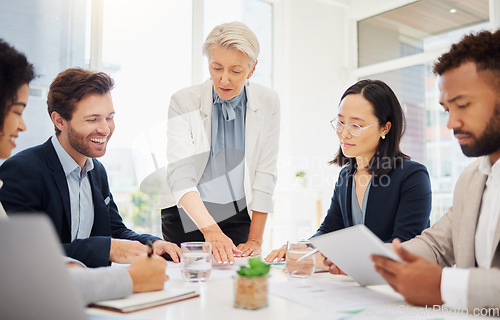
top-left (310, 224), bottom-right (401, 286)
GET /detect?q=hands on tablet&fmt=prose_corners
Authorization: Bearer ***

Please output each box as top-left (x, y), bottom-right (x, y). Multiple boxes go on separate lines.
top-left (323, 255), bottom-right (347, 275)
top-left (371, 238), bottom-right (444, 306)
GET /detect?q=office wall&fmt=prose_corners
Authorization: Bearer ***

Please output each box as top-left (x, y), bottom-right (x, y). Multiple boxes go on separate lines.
top-left (269, 0), bottom-right (348, 243)
top-left (276, 0), bottom-right (347, 190)
top-left (0, 0), bottom-right (88, 153)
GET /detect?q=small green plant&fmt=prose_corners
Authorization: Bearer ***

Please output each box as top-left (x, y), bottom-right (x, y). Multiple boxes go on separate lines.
top-left (295, 171), bottom-right (305, 177)
top-left (237, 257), bottom-right (270, 277)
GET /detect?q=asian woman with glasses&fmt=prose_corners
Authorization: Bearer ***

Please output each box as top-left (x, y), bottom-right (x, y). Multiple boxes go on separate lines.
top-left (265, 79), bottom-right (431, 265)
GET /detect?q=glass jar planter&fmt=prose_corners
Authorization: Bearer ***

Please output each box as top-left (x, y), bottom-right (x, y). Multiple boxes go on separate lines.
top-left (234, 274), bottom-right (268, 310)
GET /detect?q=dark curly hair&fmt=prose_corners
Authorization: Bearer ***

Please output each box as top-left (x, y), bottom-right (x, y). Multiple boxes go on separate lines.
top-left (0, 39), bottom-right (35, 132)
top-left (331, 79), bottom-right (409, 176)
top-left (433, 29), bottom-right (500, 91)
top-left (47, 68), bottom-right (114, 135)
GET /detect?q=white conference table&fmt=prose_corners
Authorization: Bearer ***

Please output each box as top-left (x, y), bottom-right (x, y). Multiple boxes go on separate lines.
top-left (86, 262), bottom-right (482, 320)
top-left (86, 262), bottom-right (320, 320)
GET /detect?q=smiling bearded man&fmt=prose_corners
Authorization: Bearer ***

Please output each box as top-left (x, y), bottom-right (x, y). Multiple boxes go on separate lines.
top-left (0, 68), bottom-right (181, 268)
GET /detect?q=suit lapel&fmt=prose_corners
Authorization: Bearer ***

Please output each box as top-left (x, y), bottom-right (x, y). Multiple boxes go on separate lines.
top-left (88, 166), bottom-right (111, 236)
top-left (43, 139), bottom-right (72, 228)
top-left (460, 168), bottom-right (488, 267)
top-left (345, 169), bottom-right (354, 227)
top-left (201, 80), bottom-right (213, 142)
top-left (492, 216), bottom-right (500, 266)
top-left (244, 83), bottom-right (262, 166)
top-left (489, 173), bottom-right (500, 264)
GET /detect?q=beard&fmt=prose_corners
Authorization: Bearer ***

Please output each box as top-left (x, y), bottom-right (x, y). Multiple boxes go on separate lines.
top-left (67, 125), bottom-right (111, 159)
top-left (455, 103), bottom-right (500, 157)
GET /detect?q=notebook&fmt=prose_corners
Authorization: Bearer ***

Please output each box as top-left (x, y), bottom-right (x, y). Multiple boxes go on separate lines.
top-left (310, 224), bottom-right (402, 286)
top-left (0, 214), bottom-right (88, 320)
top-left (90, 288), bottom-right (199, 313)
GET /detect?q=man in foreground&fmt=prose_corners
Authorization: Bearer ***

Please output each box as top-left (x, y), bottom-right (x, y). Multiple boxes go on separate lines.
top-left (371, 30), bottom-right (500, 311)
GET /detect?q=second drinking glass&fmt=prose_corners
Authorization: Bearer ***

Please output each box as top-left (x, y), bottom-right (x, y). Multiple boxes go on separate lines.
top-left (180, 242), bottom-right (212, 282)
top-left (285, 240), bottom-right (316, 278)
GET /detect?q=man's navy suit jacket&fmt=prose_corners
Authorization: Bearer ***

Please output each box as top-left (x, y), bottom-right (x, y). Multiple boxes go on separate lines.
top-left (0, 138), bottom-right (160, 267)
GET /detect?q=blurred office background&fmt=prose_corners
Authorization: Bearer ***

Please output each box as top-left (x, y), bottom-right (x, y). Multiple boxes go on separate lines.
top-left (0, 0), bottom-right (498, 251)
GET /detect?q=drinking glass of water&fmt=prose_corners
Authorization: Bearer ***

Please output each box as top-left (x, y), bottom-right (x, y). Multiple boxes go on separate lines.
top-left (181, 242), bottom-right (212, 282)
top-left (286, 240), bottom-right (315, 278)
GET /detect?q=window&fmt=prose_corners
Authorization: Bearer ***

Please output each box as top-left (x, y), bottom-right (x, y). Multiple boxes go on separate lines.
top-left (99, 0), bottom-right (192, 235)
top-left (203, 0), bottom-right (273, 87)
top-left (356, 0), bottom-right (490, 223)
top-left (99, 0), bottom-right (274, 235)
top-left (0, 0), bottom-right (91, 153)
top-left (358, 0), bottom-right (489, 67)
top-left (1, 0), bottom-right (274, 237)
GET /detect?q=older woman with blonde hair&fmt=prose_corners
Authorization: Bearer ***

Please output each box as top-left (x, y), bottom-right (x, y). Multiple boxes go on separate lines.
top-left (160, 22), bottom-right (280, 264)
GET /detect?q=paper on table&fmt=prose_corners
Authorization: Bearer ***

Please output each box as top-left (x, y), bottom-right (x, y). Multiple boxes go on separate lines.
top-left (90, 287), bottom-right (199, 313)
top-left (270, 279), bottom-right (403, 311)
top-left (300, 305), bottom-right (485, 320)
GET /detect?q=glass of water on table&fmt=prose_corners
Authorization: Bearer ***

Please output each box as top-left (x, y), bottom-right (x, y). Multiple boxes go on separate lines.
top-left (181, 242), bottom-right (212, 282)
top-left (286, 240), bottom-right (316, 278)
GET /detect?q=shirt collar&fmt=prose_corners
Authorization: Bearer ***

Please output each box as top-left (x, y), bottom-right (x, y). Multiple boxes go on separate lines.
top-left (51, 135), bottom-right (94, 176)
top-left (478, 155), bottom-right (500, 180)
top-left (212, 87), bottom-right (246, 108)
top-left (478, 156), bottom-right (491, 176)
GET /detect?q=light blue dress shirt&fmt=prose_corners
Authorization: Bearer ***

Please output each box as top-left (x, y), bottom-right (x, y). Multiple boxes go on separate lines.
top-left (351, 175), bottom-right (372, 225)
top-left (197, 87), bottom-right (247, 205)
top-left (51, 135), bottom-right (94, 240)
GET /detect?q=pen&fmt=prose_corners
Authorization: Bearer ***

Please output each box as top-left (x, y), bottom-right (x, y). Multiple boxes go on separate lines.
top-left (147, 239), bottom-right (154, 258)
top-left (296, 248), bottom-right (319, 262)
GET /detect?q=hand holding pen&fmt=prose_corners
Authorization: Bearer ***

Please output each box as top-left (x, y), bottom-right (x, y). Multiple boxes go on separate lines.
top-left (127, 240), bottom-right (169, 292)
top-left (296, 248), bottom-right (319, 262)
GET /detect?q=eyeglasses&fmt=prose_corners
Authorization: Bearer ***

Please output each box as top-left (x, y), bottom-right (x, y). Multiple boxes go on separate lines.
top-left (330, 118), bottom-right (380, 136)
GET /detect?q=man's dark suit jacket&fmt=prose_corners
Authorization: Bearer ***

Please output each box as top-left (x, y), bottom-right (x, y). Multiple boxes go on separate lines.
top-left (312, 159), bottom-right (432, 242)
top-left (0, 138), bottom-right (160, 267)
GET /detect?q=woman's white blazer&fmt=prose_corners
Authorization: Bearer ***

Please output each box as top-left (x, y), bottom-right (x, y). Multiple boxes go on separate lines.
top-left (158, 79), bottom-right (280, 215)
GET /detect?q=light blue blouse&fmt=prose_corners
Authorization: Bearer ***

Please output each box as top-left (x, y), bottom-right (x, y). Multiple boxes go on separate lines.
top-left (351, 176), bottom-right (372, 225)
top-left (197, 87), bottom-right (247, 205)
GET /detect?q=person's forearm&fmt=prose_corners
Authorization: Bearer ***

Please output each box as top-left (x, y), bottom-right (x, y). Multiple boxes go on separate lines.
top-left (178, 191), bottom-right (220, 234)
top-left (68, 267), bottom-right (132, 305)
top-left (247, 211), bottom-right (268, 244)
top-left (64, 237), bottom-right (111, 268)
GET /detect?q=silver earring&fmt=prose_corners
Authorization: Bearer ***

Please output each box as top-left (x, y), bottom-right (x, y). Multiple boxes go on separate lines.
top-left (382, 135), bottom-right (386, 140)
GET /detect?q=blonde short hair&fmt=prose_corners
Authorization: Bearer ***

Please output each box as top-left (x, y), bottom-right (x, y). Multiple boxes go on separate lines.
top-left (202, 21), bottom-right (260, 66)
